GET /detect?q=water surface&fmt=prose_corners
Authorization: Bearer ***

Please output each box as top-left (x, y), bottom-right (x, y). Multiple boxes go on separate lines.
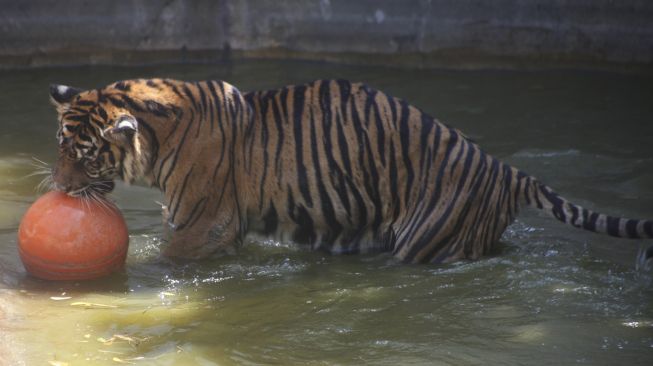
top-left (1, 61), bottom-right (652, 365)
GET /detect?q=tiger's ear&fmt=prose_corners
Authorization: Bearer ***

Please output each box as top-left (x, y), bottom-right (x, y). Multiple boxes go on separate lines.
top-left (103, 115), bottom-right (138, 146)
top-left (49, 84), bottom-right (84, 112)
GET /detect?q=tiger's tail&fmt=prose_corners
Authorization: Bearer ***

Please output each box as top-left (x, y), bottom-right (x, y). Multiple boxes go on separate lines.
top-left (514, 169), bottom-right (653, 239)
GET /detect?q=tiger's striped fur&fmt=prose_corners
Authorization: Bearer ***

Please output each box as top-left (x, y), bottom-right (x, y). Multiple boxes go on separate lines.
top-left (49, 79), bottom-right (653, 263)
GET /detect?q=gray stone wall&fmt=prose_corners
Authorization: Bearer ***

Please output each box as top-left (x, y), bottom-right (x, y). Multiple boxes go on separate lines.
top-left (1, 0), bottom-right (652, 69)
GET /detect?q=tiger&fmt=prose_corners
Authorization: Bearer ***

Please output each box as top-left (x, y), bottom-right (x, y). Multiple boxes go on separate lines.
top-left (47, 78), bottom-right (653, 264)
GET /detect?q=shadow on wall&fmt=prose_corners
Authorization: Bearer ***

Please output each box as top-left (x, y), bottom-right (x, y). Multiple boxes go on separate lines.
top-left (0, 0), bottom-right (652, 70)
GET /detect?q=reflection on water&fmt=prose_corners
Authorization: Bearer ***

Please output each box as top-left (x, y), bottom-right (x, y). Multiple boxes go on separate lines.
top-left (1, 61), bottom-right (652, 365)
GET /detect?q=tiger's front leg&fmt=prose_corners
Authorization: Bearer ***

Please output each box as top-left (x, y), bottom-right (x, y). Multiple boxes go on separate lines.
top-left (162, 202), bottom-right (241, 259)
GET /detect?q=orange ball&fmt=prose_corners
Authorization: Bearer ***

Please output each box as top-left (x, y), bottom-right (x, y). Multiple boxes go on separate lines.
top-left (18, 191), bottom-right (129, 281)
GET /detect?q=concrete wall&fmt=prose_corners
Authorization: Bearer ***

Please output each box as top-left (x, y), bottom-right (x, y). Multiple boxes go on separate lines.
top-left (1, 0), bottom-right (652, 70)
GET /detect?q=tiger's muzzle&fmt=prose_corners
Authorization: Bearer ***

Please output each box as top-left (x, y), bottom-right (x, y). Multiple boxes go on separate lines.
top-left (52, 157), bottom-right (115, 196)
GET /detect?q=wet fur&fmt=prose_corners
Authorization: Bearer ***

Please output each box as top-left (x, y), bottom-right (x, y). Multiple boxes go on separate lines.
top-left (49, 79), bottom-right (653, 263)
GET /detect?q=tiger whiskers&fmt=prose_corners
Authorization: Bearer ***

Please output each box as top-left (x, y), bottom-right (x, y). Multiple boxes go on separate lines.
top-left (31, 157), bottom-right (49, 167)
top-left (36, 174), bottom-right (55, 193)
top-left (76, 187), bottom-right (101, 213)
top-left (21, 157), bottom-right (54, 193)
top-left (84, 181), bottom-right (116, 214)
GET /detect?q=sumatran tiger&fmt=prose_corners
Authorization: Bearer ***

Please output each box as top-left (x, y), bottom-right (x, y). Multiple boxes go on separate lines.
top-left (47, 79), bottom-right (653, 264)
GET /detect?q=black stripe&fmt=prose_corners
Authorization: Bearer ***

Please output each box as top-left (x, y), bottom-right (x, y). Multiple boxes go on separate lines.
top-left (336, 79), bottom-right (351, 118)
top-left (350, 94), bottom-right (382, 230)
top-left (176, 197), bottom-right (208, 231)
top-left (286, 185), bottom-right (296, 219)
top-left (195, 82), bottom-right (208, 122)
top-left (213, 163), bottom-right (233, 211)
top-left (97, 107), bottom-right (108, 122)
top-left (541, 187), bottom-right (566, 222)
top-left (206, 87), bottom-right (216, 134)
top-left (287, 188), bottom-right (315, 244)
top-left (66, 114), bottom-right (89, 123)
top-left (344, 174), bottom-right (367, 229)
top-left (135, 117), bottom-right (159, 170)
top-left (581, 208), bottom-right (590, 231)
top-left (77, 132), bottom-right (92, 142)
top-left (169, 167), bottom-right (194, 224)
top-left (162, 80), bottom-right (185, 100)
top-left (119, 94), bottom-right (145, 113)
top-left (217, 81), bottom-right (228, 117)
top-left (364, 134), bottom-right (383, 231)
top-left (523, 177), bottom-right (532, 206)
top-left (257, 92), bottom-right (271, 211)
top-left (271, 90), bottom-right (285, 181)
top-left (585, 212), bottom-right (599, 232)
top-left (513, 171), bottom-right (522, 212)
top-left (245, 115), bottom-right (257, 172)
top-left (292, 85), bottom-right (313, 207)
top-left (533, 180), bottom-right (544, 209)
top-left (162, 108), bottom-right (183, 143)
top-left (74, 100), bottom-right (95, 107)
top-left (156, 149), bottom-right (175, 187)
top-left (319, 82), bottom-right (351, 219)
top-left (114, 81), bottom-right (131, 92)
top-left (386, 94), bottom-right (397, 126)
top-left (309, 107), bottom-right (343, 243)
top-left (399, 100), bottom-right (415, 205)
top-left (162, 117), bottom-right (193, 191)
top-left (262, 203), bottom-right (279, 235)
top-left (372, 100), bottom-right (386, 167)
top-left (108, 96), bottom-right (126, 109)
top-left (411, 140), bottom-right (436, 217)
top-left (207, 81), bottom-right (222, 133)
top-left (211, 105), bottom-right (228, 182)
top-left (363, 85), bottom-right (375, 127)
top-left (144, 100), bottom-right (169, 118)
top-left (489, 165), bottom-right (514, 241)
top-left (625, 219), bottom-right (639, 238)
top-left (279, 86), bottom-right (289, 123)
top-left (418, 114), bottom-right (434, 175)
top-left (229, 87), bottom-right (242, 125)
top-left (644, 221), bottom-right (653, 238)
top-left (294, 205), bottom-right (316, 244)
top-left (335, 113), bottom-right (353, 177)
top-left (606, 216), bottom-right (621, 237)
top-left (88, 117), bottom-right (102, 132)
top-left (182, 84), bottom-right (199, 110)
top-left (388, 141), bottom-right (400, 218)
top-left (569, 203), bottom-right (580, 228)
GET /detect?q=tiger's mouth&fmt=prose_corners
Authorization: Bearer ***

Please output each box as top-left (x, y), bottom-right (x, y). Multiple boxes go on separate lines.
top-left (66, 180), bottom-right (115, 197)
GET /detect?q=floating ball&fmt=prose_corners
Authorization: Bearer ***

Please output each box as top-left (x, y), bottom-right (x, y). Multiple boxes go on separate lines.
top-left (18, 191), bottom-right (129, 281)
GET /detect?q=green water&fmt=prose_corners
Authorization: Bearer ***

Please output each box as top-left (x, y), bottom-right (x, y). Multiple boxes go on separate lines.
top-left (1, 61), bottom-right (652, 365)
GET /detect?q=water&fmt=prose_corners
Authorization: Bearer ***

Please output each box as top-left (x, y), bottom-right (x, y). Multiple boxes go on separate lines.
top-left (1, 60), bottom-right (653, 365)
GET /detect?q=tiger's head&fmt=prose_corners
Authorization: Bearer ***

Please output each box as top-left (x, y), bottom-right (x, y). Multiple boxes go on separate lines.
top-left (48, 81), bottom-right (161, 197)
